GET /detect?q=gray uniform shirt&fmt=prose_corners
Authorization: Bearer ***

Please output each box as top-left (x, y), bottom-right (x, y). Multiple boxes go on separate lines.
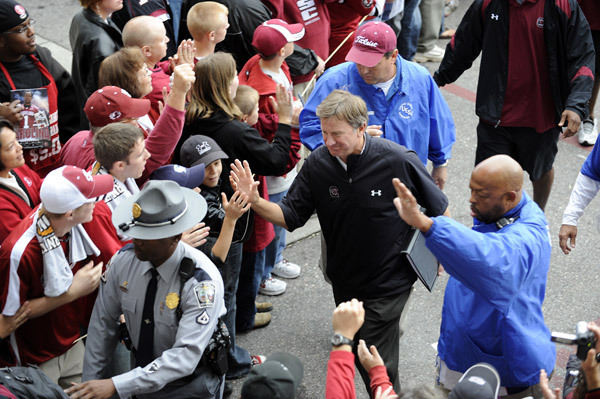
top-left (83, 242), bottom-right (226, 398)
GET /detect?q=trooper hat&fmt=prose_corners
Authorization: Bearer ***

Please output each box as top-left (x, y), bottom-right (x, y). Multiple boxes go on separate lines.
top-left (112, 180), bottom-right (207, 239)
top-left (180, 135), bottom-right (228, 168)
top-left (448, 363), bottom-right (501, 399)
top-left (241, 352), bottom-right (304, 399)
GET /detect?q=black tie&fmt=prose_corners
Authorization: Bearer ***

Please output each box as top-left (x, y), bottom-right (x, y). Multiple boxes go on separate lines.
top-left (136, 267), bottom-right (158, 368)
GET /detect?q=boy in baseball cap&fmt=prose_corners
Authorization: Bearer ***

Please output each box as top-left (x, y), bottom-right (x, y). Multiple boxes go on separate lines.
top-left (59, 86), bottom-right (151, 170)
top-left (0, 165), bottom-right (116, 386)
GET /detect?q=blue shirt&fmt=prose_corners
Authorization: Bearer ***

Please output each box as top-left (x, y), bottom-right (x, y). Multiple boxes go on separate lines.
top-left (299, 56), bottom-right (456, 166)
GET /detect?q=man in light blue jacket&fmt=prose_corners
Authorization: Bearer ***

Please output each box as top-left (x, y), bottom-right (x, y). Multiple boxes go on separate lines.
top-left (299, 21), bottom-right (455, 189)
top-left (393, 154), bottom-right (555, 397)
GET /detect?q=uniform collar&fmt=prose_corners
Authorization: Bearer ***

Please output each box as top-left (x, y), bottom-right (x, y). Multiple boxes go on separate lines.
top-left (141, 241), bottom-right (184, 282)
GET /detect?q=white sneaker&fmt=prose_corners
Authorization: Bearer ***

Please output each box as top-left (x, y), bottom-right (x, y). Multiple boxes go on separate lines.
top-left (272, 259), bottom-right (301, 279)
top-left (578, 118), bottom-right (598, 146)
top-left (259, 277), bottom-right (286, 295)
top-left (413, 45), bottom-right (445, 63)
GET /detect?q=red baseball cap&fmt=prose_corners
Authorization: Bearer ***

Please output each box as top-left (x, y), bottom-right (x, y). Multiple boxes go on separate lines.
top-left (252, 19), bottom-right (305, 57)
top-left (84, 86), bottom-right (151, 128)
top-left (346, 21), bottom-right (397, 67)
top-left (41, 166), bottom-right (114, 213)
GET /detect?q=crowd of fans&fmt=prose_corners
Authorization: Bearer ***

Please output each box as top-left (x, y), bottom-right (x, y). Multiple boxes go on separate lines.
top-left (0, 0), bottom-right (599, 398)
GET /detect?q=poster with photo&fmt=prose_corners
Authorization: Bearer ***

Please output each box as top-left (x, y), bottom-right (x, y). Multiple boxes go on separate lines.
top-left (10, 88), bottom-right (51, 149)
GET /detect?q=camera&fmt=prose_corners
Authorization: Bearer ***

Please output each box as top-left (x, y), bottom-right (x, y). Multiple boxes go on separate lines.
top-left (551, 321), bottom-right (596, 360)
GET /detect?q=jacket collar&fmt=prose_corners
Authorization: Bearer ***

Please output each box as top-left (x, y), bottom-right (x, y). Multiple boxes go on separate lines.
top-left (350, 56), bottom-right (406, 99)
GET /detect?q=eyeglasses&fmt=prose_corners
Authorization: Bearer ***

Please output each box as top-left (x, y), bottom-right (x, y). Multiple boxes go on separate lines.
top-left (4, 19), bottom-right (36, 34)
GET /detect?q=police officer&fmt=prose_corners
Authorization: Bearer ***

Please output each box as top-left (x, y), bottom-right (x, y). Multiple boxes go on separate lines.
top-left (66, 180), bottom-right (227, 399)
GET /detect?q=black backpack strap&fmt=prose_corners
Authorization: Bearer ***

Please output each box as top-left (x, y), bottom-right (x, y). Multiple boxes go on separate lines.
top-left (176, 257), bottom-right (196, 322)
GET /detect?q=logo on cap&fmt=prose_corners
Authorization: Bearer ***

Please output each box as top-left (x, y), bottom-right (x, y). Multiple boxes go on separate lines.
top-left (195, 141), bottom-right (211, 156)
top-left (14, 5), bottom-right (26, 19)
top-left (173, 165), bottom-right (186, 173)
top-left (355, 35), bottom-right (379, 48)
top-left (109, 111), bottom-right (122, 120)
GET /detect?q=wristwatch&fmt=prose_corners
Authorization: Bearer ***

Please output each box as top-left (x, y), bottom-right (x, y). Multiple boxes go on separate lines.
top-left (331, 333), bottom-right (353, 347)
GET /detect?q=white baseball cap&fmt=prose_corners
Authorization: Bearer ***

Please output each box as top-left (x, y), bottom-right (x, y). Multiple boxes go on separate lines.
top-left (41, 166), bottom-right (114, 213)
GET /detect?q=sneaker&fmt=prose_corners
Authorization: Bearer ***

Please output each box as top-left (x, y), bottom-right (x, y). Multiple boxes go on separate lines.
top-left (259, 277), bottom-right (286, 295)
top-left (272, 259), bottom-right (301, 279)
top-left (255, 301), bottom-right (273, 313)
top-left (444, 0), bottom-right (459, 17)
top-left (253, 312), bottom-right (271, 329)
top-left (251, 355), bottom-right (266, 366)
top-left (413, 45), bottom-right (445, 63)
top-left (578, 118), bottom-right (598, 146)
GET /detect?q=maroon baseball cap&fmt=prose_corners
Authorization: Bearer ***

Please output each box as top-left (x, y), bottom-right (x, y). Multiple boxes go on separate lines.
top-left (40, 166), bottom-right (114, 213)
top-left (252, 19), bottom-right (305, 57)
top-left (346, 21), bottom-right (397, 67)
top-left (84, 86), bottom-right (151, 128)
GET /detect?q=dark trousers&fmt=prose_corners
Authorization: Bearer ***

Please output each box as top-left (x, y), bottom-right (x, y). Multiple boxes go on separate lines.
top-left (334, 289), bottom-right (412, 398)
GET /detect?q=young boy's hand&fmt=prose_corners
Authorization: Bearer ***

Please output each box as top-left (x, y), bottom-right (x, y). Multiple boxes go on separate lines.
top-left (222, 191), bottom-right (251, 221)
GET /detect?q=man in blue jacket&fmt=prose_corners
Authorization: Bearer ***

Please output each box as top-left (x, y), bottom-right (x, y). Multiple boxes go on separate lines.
top-left (299, 21), bottom-right (455, 189)
top-left (393, 154), bottom-right (555, 397)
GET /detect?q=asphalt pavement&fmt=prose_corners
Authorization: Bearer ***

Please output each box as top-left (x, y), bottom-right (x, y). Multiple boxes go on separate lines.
top-left (20, 1), bottom-right (600, 398)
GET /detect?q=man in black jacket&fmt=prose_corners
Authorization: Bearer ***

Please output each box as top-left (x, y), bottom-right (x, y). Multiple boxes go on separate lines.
top-left (434, 0), bottom-right (594, 211)
top-left (230, 90), bottom-right (449, 396)
top-left (0, 0), bottom-right (80, 177)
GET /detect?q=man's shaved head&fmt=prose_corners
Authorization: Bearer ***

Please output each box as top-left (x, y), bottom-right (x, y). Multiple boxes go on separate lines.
top-left (122, 16), bottom-right (164, 48)
top-left (472, 154), bottom-right (524, 194)
top-left (469, 155), bottom-right (524, 223)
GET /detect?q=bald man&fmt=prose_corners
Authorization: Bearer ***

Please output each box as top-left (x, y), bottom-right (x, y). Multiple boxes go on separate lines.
top-left (123, 16), bottom-right (171, 123)
top-left (393, 155), bottom-right (555, 398)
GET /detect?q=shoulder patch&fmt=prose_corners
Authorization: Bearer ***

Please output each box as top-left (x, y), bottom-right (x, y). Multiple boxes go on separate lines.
top-left (196, 310), bottom-right (210, 325)
top-left (193, 281), bottom-right (216, 309)
top-left (118, 243), bottom-right (134, 253)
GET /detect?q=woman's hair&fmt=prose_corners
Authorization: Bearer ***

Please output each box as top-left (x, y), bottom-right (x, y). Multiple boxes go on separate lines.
top-left (98, 47), bottom-right (146, 99)
top-left (0, 117), bottom-right (16, 172)
top-left (79, 0), bottom-right (101, 8)
top-left (186, 52), bottom-right (242, 122)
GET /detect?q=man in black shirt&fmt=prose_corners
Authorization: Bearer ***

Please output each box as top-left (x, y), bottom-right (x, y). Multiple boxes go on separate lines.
top-left (231, 90), bottom-right (449, 396)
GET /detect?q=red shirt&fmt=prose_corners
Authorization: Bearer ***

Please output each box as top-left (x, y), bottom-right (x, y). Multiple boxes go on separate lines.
top-left (0, 164), bottom-right (42, 244)
top-left (263, 0), bottom-right (333, 84)
top-left (326, 0), bottom-right (375, 68)
top-left (325, 350), bottom-right (395, 399)
top-left (501, 0), bottom-right (555, 132)
top-left (0, 202), bottom-right (122, 366)
top-left (59, 130), bottom-right (96, 170)
top-left (145, 66), bottom-right (172, 125)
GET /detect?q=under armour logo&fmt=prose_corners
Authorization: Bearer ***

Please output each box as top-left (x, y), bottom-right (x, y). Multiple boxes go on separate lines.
top-left (371, 190), bottom-right (382, 196)
top-left (491, 13), bottom-right (499, 20)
